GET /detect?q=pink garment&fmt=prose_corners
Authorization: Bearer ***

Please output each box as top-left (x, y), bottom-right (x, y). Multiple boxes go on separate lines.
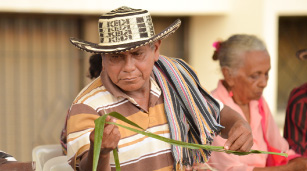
top-left (208, 80), bottom-right (297, 171)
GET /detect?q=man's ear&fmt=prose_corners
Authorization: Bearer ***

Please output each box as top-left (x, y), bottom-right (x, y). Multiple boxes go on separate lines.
top-left (222, 67), bottom-right (235, 87)
top-left (153, 40), bottom-right (162, 61)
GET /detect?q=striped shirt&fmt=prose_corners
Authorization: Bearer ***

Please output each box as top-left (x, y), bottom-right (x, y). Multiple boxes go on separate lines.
top-left (66, 57), bottom-right (223, 170)
top-left (284, 83), bottom-right (307, 157)
top-left (66, 70), bottom-right (174, 170)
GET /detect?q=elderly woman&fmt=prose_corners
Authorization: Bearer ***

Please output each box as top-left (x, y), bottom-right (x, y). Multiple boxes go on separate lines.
top-left (208, 34), bottom-right (307, 170)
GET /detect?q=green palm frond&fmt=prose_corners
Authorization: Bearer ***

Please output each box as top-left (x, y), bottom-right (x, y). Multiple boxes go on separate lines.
top-left (92, 112), bottom-right (288, 171)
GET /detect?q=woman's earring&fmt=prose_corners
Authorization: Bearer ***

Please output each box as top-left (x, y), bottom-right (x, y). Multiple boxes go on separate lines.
top-left (229, 91), bottom-right (233, 97)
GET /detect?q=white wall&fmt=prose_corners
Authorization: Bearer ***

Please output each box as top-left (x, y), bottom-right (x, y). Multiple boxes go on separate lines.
top-left (0, 0), bottom-right (230, 15)
top-left (1, 0), bottom-right (307, 125)
top-left (189, 0), bottom-right (264, 91)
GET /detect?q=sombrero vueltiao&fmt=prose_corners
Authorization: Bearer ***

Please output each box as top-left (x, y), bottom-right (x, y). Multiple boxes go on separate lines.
top-left (70, 6), bottom-right (181, 54)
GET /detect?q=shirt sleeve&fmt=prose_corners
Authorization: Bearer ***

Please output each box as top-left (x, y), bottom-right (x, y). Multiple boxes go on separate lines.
top-left (66, 103), bottom-right (100, 169)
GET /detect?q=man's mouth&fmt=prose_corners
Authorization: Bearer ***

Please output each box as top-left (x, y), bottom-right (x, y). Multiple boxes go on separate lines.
top-left (122, 77), bottom-right (137, 81)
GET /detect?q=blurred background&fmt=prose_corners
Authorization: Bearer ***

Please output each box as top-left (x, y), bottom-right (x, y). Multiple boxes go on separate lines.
top-left (0, 0), bottom-right (306, 162)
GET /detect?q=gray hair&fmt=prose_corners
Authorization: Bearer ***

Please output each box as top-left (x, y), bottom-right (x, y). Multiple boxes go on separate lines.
top-left (213, 34), bottom-right (268, 72)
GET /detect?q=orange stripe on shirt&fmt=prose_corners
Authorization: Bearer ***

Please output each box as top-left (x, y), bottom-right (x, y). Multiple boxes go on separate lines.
top-left (67, 113), bottom-right (99, 134)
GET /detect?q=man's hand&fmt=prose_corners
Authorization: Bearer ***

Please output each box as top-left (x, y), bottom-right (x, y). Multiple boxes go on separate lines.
top-left (89, 116), bottom-right (121, 155)
top-left (224, 119), bottom-right (253, 152)
top-left (80, 116), bottom-right (120, 171)
top-left (220, 105), bottom-right (253, 152)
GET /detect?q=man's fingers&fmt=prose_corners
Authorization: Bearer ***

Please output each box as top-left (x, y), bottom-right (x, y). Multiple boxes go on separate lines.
top-left (105, 116), bottom-right (116, 124)
top-left (224, 130), bottom-right (242, 150)
top-left (89, 116), bottom-right (117, 141)
top-left (228, 136), bottom-right (245, 151)
top-left (241, 132), bottom-right (253, 151)
top-left (239, 138), bottom-right (253, 152)
top-left (88, 116), bottom-right (120, 155)
top-left (104, 124), bottom-right (115, 135)
top-left (110, 117), bottom-right (117, 123)
top-left (225, 131), bottom-right (253, 151)
top-left (110, 125), bottom-right (121, 142)
top-left (101, 125), bottom-right (121, 153)
top-left (104, 116), bottom-right (117, 134)
top-left (224, 119), bottom-right (253, 152)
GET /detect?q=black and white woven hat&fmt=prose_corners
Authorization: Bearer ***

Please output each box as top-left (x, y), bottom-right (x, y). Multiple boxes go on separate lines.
top-left (70, 6), bottom-right (181, 54)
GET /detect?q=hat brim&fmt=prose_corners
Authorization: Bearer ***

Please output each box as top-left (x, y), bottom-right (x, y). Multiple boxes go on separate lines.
top-left (70, 19), bottom-right (181, 54)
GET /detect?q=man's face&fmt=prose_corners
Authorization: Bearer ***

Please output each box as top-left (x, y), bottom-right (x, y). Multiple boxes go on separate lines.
top-left (231, 51), bottom-right (271, 104)
top-left (102, 41), bottom-right (161, 93)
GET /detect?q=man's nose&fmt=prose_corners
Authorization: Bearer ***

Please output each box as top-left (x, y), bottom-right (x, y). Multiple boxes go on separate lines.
top-left (123, 56), bottom-right (136, 72)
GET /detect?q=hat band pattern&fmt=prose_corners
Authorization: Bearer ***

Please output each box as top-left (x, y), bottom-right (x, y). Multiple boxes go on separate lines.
top-left (98, 14), bottom-right (155, 46)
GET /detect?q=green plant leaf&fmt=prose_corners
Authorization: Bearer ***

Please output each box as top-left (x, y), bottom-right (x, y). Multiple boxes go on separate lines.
top-left (93, 112), bottom-right (288, 171)
top-left (113, 149), bottom-right (120, 171)
top-left (93, 114), bottom-right (109, 171)
top-left (108, 121), bottom-right (288, 157)
top-left (108, 112), bottom-right (144, 130)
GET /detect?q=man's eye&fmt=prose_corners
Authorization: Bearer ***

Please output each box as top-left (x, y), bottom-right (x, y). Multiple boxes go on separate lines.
top-left (111, 55), bottom-right (122, 60)
top-left (132, 52), bottom-right (141, 56)
top-left (109, 55), bottom-right (123, 63)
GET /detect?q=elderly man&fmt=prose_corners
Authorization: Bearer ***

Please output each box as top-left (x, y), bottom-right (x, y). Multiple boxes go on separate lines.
top-left (67, 6), bottom-right (253, 171)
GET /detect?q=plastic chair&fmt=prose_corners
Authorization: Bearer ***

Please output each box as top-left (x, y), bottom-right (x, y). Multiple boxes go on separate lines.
top-left (43, 156), bottom-right (73, 171)
top-left (32, 144), bottom-right (71, 171)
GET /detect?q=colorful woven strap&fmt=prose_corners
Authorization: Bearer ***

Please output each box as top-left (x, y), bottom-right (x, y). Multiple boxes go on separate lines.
top-left (153, 56), bottom-right (223, 168)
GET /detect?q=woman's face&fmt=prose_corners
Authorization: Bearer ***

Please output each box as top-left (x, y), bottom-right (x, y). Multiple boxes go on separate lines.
top-left (230, 50), bottom-right (271, 104)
